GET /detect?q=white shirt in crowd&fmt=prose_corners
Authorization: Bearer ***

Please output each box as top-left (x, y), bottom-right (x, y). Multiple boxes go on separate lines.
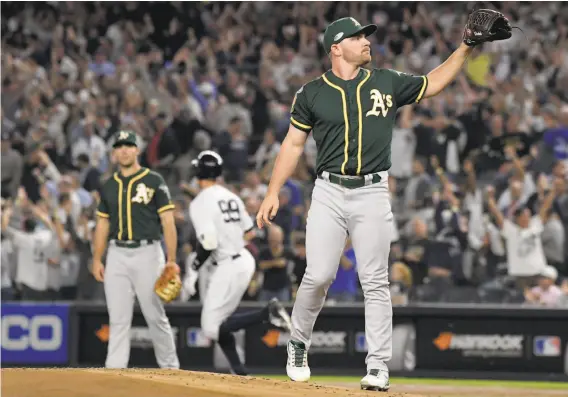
top-left (7, 227), bottom-right (56, 291)
top-left (465, 190), bottom-right (487, 250)
top-left (498, 174), bottom-right (536, 213)
top-left (304, 135), bottom-right (318, 171)
top-left (1, 239), bottom-right (15, 289)
top-left (502, 216), bottom-right (547, 276)
top-left (189, 185), bottom-right (253, 263)
top-left (240, 184), bottom-right (268, 201)
top-left (71, 133), bottom-right (108, 171)
top-left (254, 142), bottom-right (281, 171)
top-left (390, 125), bottom-right (416, 179)
top-left (46, 230), bottom-right (80, 290)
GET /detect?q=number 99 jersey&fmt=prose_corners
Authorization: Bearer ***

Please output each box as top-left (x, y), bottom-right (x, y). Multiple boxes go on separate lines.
top-left (189, 184), bottom-right (254, 262)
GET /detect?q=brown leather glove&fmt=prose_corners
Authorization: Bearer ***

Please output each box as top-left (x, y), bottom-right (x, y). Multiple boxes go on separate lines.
top-left (154, 264), bottom-right (182, 303)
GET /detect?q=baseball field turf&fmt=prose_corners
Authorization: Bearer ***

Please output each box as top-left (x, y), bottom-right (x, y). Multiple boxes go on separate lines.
top-left (262, 374), bottom-right (568, 397)
top-left (263, 375), bottom-right (568, 389)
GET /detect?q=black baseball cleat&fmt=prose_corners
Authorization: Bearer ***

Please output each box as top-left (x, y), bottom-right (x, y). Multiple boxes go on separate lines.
top-left (230, 364), bottom-right (249, 376)
top-left (266, 298), bottom-right (292, 332)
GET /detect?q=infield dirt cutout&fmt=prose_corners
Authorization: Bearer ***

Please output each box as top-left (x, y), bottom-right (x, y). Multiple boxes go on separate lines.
top-left (2, 368), bottom-right (565, 397)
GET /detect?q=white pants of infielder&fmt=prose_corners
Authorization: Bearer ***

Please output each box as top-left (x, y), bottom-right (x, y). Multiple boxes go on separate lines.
top-left (291, 172), bottom-right (394, 371)
top-left (104, 241), bottom-right (179, 368)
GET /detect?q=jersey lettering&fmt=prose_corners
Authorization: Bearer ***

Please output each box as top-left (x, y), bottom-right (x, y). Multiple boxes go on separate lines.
top-left (218, 200), bottom-right (241, 223)
top-left (366, 89), bottom-right (393, 118)
top-left (131, 183), bottom-right (155, 205)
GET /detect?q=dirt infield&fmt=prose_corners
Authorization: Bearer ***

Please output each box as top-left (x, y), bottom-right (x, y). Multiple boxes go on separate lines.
top-left (1, 369), bottom-right (415, 397)
top-left (2, 368), bottom-right (565, 397)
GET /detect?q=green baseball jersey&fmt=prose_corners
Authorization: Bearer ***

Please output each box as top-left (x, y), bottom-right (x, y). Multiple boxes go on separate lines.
top-left (290, 67), bottom-right (428, 175)
top-left (97, 168), bottom-right (175, 241)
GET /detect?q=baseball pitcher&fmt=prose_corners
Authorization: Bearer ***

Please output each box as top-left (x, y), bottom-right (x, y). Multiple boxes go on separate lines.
top-left (257, 12), bottom-right (512, 391)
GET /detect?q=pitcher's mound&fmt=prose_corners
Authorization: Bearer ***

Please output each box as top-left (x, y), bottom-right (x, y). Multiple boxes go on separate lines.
top-left (2, 368), bottom-right (419, 397)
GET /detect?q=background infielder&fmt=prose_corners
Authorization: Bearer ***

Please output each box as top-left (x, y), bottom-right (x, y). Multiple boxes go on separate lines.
top-left (183, 150), bottom-right (292, 376)
top-left (257, 14), bottom-right (511, 391)
top-left (92, 130), bottom-right (180, 369)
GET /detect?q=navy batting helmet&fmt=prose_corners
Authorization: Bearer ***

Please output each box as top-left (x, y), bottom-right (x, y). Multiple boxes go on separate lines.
top-left (192, 150), bottom-right (223, 180)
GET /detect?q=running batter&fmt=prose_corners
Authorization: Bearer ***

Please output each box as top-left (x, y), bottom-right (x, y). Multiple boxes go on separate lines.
top-left (184, 150), bottom-right (292, 376)
top-left (257, 15), bottom-right (511, 391)
top-left (92, 130), bottom-right (179, 369)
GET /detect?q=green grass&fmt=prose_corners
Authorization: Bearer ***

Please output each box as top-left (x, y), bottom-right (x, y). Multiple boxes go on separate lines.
top-left (258, 375), bottom-right (568, 390)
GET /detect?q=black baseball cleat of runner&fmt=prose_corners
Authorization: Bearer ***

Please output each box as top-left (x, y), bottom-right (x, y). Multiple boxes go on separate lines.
top-left (230, 364), bottom-right (249, 376)
top-left (266, 298), bottom-right (292, 332)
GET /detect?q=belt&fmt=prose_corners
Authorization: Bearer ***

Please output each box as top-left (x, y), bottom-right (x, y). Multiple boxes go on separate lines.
top-left (318, 171), bottom-right (382, 189)
top-left (111, 239), bottom-right (156, 249)
top-left (212, 254), bottom-right (241, 266)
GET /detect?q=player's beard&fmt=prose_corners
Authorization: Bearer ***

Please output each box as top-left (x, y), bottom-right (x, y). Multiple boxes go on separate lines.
top-left (345, 49), bottom-right (371, 67)
top-left (359, 51), bottom-right (372, 66)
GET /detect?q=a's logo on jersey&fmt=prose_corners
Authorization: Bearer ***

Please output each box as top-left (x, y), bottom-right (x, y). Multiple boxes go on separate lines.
top-left (132, 183), bottom-right (155, 205)
top-left (366, 89), bottom-right (393, 118)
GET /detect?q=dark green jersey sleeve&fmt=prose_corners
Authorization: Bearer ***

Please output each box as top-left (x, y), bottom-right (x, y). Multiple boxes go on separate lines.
top-left (96, 189), bottom-right (110, 219)
top-left (154, 174), bottom-right (175, 214)
top-left (290, 86), bottom-right (313, 133)
top-left (388, 70), bottom-right (428, 107)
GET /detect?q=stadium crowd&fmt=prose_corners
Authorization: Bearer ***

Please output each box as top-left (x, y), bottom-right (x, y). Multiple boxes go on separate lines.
top-left (2, 2), bottom-right (568, 307)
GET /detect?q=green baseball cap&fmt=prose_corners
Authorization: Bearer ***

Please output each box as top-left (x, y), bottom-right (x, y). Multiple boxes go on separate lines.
top-left (113, 130), bottom-right (138, 147)
top-left (323, 17), bottom-right (377, 54)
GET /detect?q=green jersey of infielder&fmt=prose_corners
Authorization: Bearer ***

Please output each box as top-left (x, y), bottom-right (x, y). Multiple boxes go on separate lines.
top-left (93, 130), bottom-right (179, 369)
top-left (97, 167), bottom-right (175, 242)
top-left (255, 13), bottom-right (510, 391)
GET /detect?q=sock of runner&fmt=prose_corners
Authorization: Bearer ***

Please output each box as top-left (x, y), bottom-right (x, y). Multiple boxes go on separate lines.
top-left (217, 330), bottom-right (247, 376)
top-left (218, 307), bottom-right (269, 334)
